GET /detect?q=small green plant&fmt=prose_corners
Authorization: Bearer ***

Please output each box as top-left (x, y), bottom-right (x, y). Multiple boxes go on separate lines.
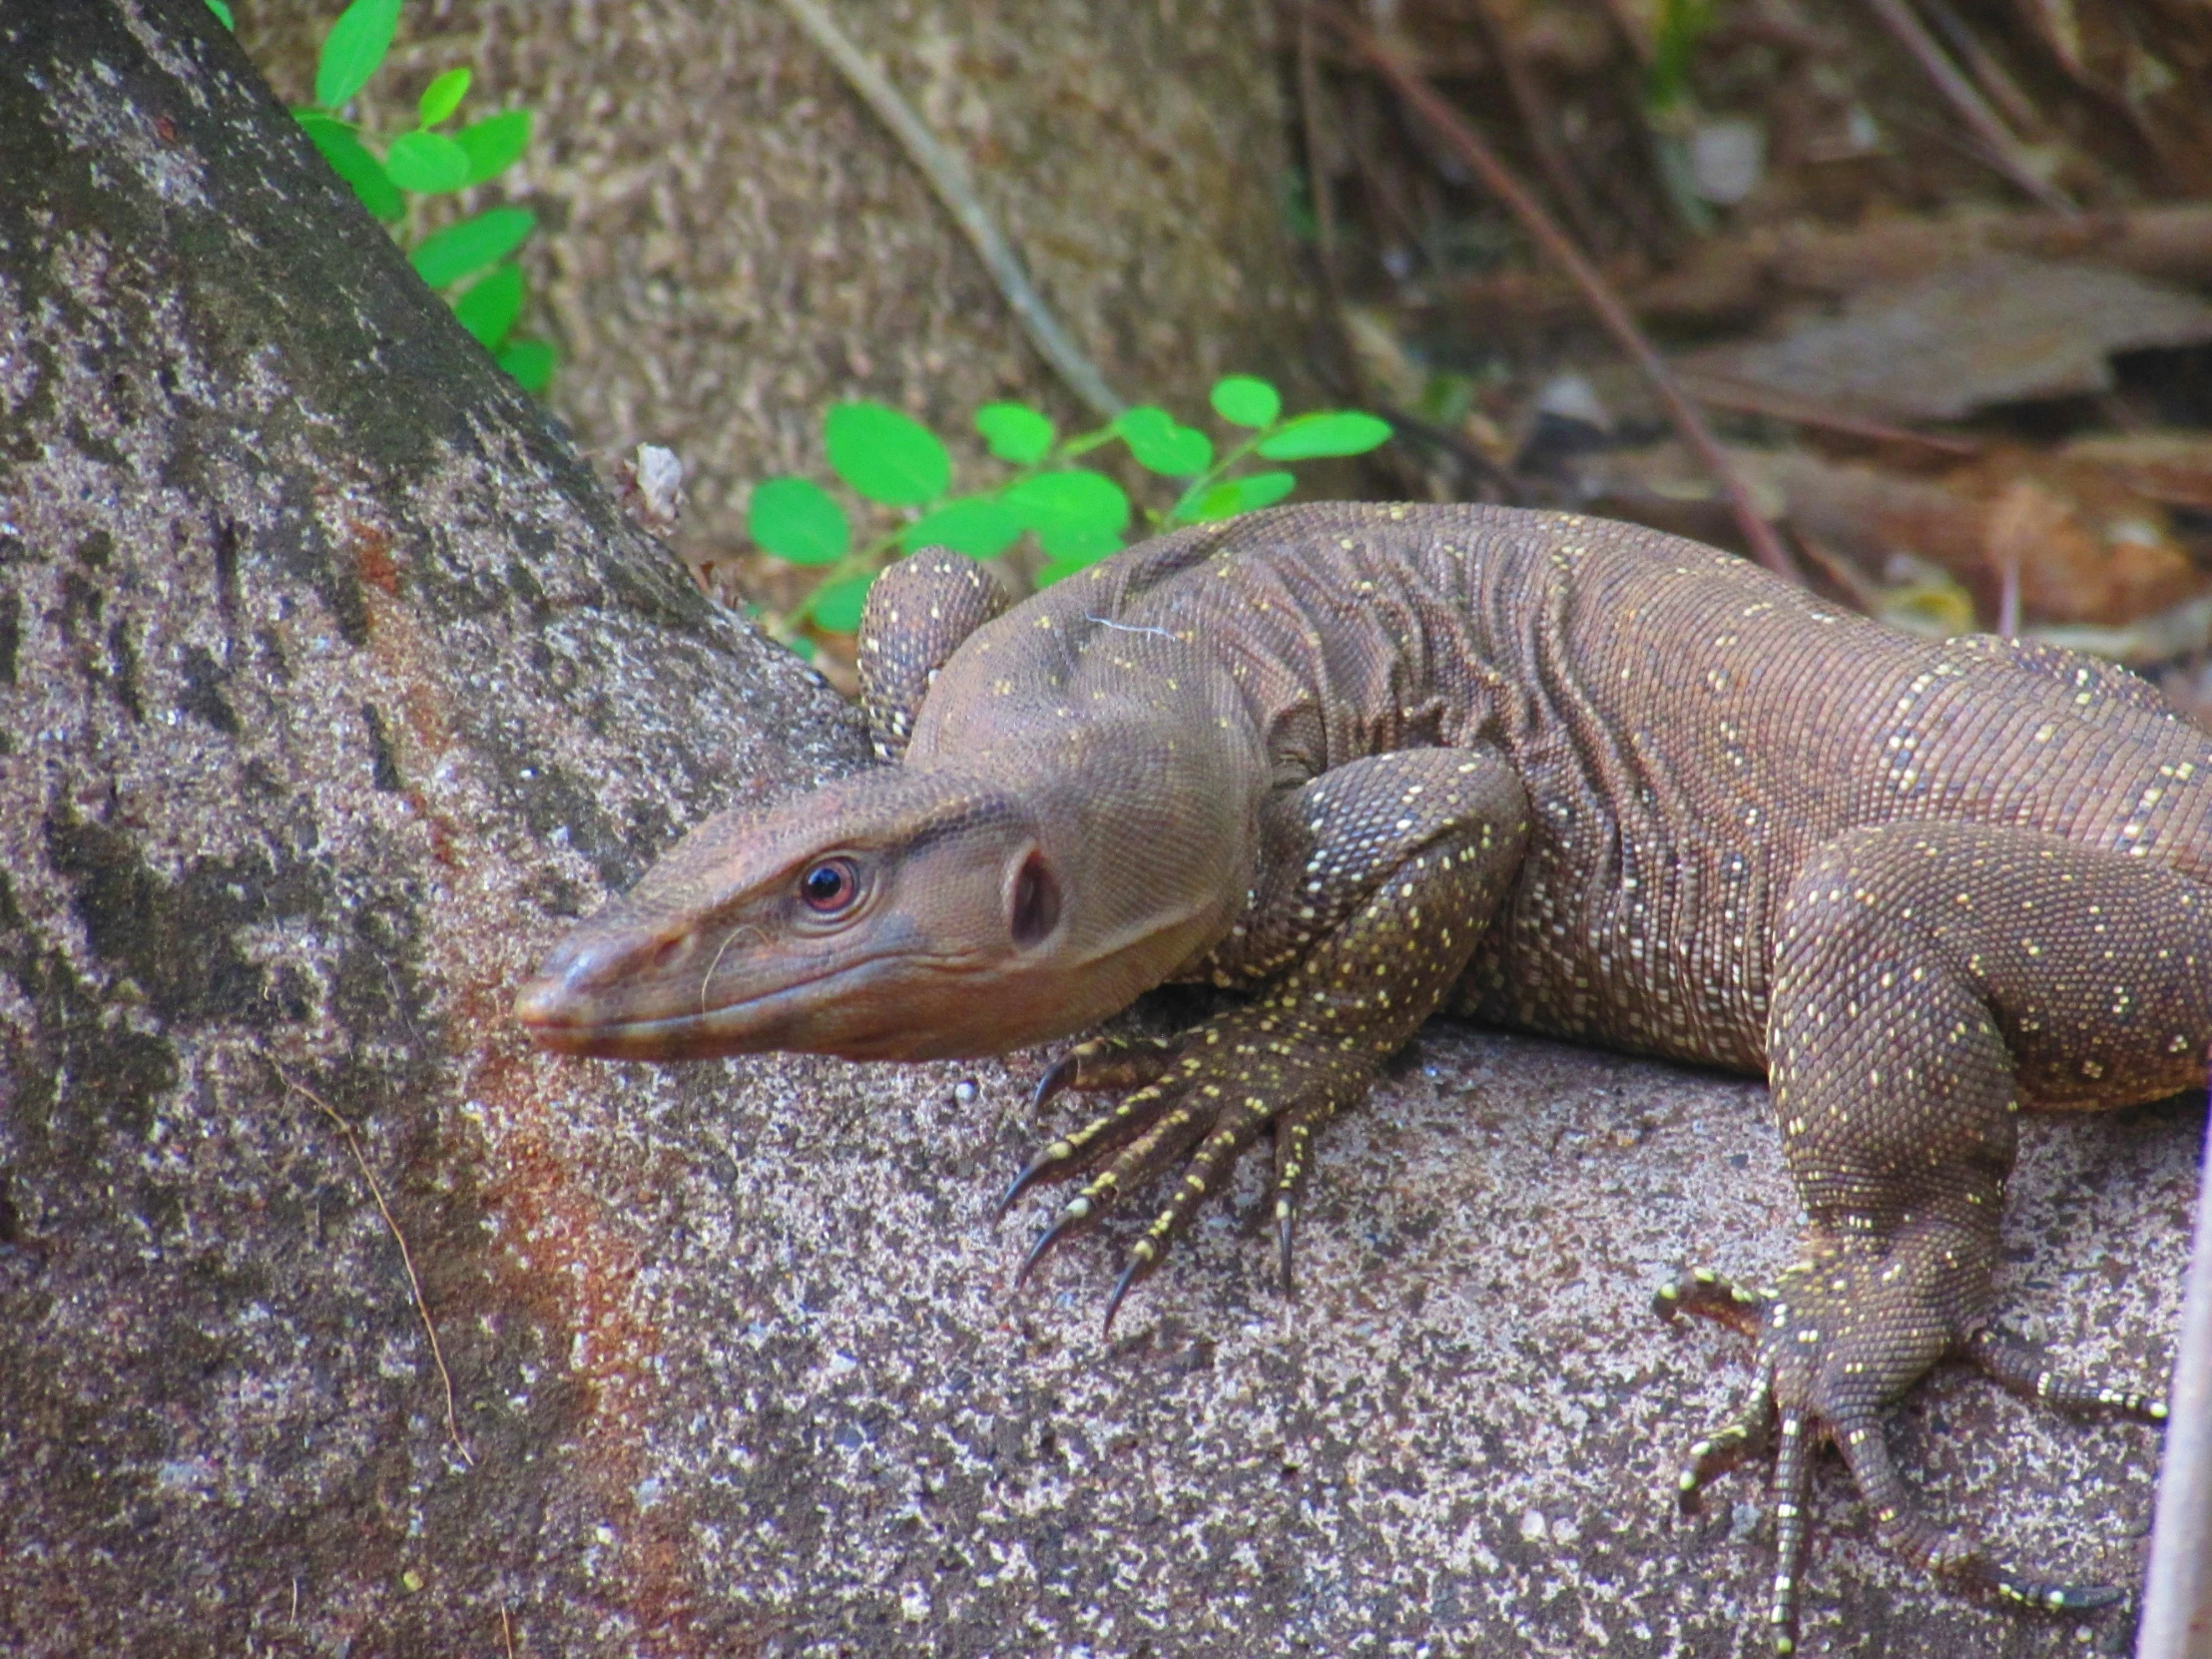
top-left (1645, 0), bottom-right (1720, 117)
top-left (1643, 0), bottom-right (1723, 234)
top-left (747, 376), bottom-right (1389, 649)
top-left (213, 0), bottom-right (554, 389)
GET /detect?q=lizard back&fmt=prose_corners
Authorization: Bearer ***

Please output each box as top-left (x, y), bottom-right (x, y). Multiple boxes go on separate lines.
top-left (988, 502), bottom-right (2212, 1075)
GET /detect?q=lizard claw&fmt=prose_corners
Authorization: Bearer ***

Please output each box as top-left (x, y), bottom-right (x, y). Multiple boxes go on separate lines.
top-left (1003, 1022), bottom-right (1364, 1322)
top-left (1027, 1051), bottom-right (1083, 1115)
top-left (995, 1141), bottom-right (1072, 1220)
top-left (1029, 1034), bottom-right (1184, 1117)
top-left (1016, 1193), bottom-right (1108, 1287)
top-left (1270, 1099), bottom-right (1333, 1295)
top-left (995, 1078), bottom-right (1184, 1221)
top-left (1101, 1244), bottom-right (1157, 1337)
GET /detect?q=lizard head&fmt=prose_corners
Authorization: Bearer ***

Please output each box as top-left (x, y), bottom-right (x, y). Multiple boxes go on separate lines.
top-left (513, 769), bottom-right (1079, 1062)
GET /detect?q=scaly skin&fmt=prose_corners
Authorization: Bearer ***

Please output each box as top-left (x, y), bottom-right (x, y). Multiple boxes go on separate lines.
top-left (515, 506), bottom-right (2212, 1649)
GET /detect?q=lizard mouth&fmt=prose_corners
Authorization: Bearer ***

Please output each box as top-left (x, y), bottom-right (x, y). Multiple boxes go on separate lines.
top-left (512, 951), bottom-right (1000, 1062)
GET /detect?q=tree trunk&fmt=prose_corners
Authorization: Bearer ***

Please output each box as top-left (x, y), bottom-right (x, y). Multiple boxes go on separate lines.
top-left (0, 3), bottom-right (857, 1650)
top-left (0, 5), bottom-right (2195, 1657)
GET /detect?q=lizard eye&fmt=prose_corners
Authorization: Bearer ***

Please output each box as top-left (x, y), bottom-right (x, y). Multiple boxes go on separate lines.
top-left (799, 857), bottom-right (860, 915)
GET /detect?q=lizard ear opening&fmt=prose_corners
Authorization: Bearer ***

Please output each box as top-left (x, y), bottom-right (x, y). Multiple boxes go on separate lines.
top-left (1007, 849), bottom-right (1062, 948)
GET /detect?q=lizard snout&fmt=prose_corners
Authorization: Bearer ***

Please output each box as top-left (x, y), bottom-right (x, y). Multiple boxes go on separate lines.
top-left (513, 925), bottom-right (693, 1049)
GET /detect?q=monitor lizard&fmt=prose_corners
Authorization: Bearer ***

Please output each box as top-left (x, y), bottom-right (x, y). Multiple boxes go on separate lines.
top-left (514, 502), bottom-right (2212, 1651)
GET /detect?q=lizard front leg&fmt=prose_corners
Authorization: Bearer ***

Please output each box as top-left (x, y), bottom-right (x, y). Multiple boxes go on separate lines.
top-left (1661, 823), bottom-right (2212, 1652)
top-left (1001, 747), bottom-right (1530, 1323)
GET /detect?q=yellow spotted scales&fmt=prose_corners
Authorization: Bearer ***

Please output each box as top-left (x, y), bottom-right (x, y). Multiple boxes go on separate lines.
top-left (516, 504), bottom-right (2212, 1651)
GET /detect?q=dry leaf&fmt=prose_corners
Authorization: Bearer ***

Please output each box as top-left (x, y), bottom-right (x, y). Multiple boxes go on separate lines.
top-left (1676, 254), bottom-right (2212, 420)
top-left (1572, 440), bottom-right (2201, 626)
top-left (2061, 429), bottom-right (2212, 510)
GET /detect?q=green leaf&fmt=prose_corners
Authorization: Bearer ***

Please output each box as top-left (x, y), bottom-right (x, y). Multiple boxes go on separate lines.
top-left (410, 207), bottom-right (537, 288)
top-left (1210, 375), bottom-right (1281, 428)
top-left (206, 1), bottom-right (236, 29)
top-left (899, 497), bottom-right (1023, 559)
top-left (384, 129), bottom-right (473, 193)
top-left (496, 337), bottom-right (557, 391)
top-left (294, 113), bottom-right (404, 220)
top-left (825, 401), bottom-right (950, 507)
top-left (314, 0), bottom-right (402, 111)
top-left (456, 109), bottom-right (532, 184)
top-left (748, 478), bottom-right (849, 566)
top-left (1115, 406), bottom-right (1213, 478)
top-left (784, 633), bottom-right (818, 661)
top-left (451, 265), bottom-right (525, 348)
top-left (1003, 470), bottom-right (1128, 560)
top-left (1179, 470), bottom-right (1297, 524)
top-left (974, 402), bottom-right (1054, 466)
top-left (809, 573), bottom-right (876, 634)
top-left (418, 67), bottom-right (471, 128)
top-left (1253, 410), bottom-right (1392, 460)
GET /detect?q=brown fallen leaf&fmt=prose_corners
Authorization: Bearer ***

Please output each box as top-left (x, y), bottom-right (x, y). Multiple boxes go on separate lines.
top-left (1631, 202), bottom-right (2212, 324)
top-left (1677, 253), bottom-right (2212, 422)
top-left (1571, 440), bottom-right (2202, 626)
top-left (2061, 429), bottom-right (2212, 511)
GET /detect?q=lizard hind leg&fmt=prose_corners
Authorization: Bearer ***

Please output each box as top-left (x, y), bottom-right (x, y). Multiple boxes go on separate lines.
top-left (1669, 821), bottom-right (2211, 1642)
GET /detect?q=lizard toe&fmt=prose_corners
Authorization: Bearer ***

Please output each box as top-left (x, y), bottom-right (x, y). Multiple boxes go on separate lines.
top-left (996, 1072), bottom-right (1193, 1218)
top-left (1013, 1094), bottom-right (1215, 1285)
top-left (1673, 1376), bottom-right (1774, 1515)
top-left (1006, 1009), bottom-right (1376, 1318)
top-left (1965, 1327), bottom-right (2168, 1424)
top-left (1029, 1033), bottom-right (1186, 1114)
top-left (1270, 1098), bottom-right (1336, 1294)
top-left (1102, 1094), bottom-right (1288, 1330)
top-left (1831, 1393), bottom-right (2123, 1617)
top-left (1655, 1265), bottom-right (1771, 1339)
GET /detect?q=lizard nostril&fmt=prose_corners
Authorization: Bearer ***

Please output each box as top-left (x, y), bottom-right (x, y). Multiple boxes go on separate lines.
top-left (512, 971), bottom-right (575, 1029)
top-left (515, 931), bottom-right (653, 1027)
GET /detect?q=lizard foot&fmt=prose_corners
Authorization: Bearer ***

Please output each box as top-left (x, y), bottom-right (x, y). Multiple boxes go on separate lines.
top-left (1655, 1252), bottom-right (2138, 1653)
top-left (1003, 1011), bottom-right (1371, 1331)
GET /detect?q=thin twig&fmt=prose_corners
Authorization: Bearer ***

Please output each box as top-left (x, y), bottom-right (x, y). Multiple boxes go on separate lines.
top-left (770, 0), bottom-right (1124, 420)
top-left (1314, 4), bottom-right (1800, 581)
top-left (1858, 0), bottom-right (2075, 215)
top-left (2138, 1094), bottom-right (2212, 1659)
top-left (1297, 12), bottom-right (1343, 281)
top-left (1911, 0), bottom-right (2043, 138)
top-left (1468, 0), bottom-right (1606, 252)
top-left (275, 1064), bottom-right (473, 1467)
top-left (1677, 371), bottom-right (1987, 456)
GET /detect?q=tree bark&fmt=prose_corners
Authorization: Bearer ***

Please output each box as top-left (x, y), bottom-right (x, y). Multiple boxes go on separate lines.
top-left (0, 5), bottom-right (2196, 1657)
top-left (0, 3), bottom-right (856, 1650)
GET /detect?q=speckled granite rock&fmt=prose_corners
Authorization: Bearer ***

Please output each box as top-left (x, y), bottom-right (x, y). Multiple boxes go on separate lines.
top-left (0, 8), bottom-right (2196, 1657)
